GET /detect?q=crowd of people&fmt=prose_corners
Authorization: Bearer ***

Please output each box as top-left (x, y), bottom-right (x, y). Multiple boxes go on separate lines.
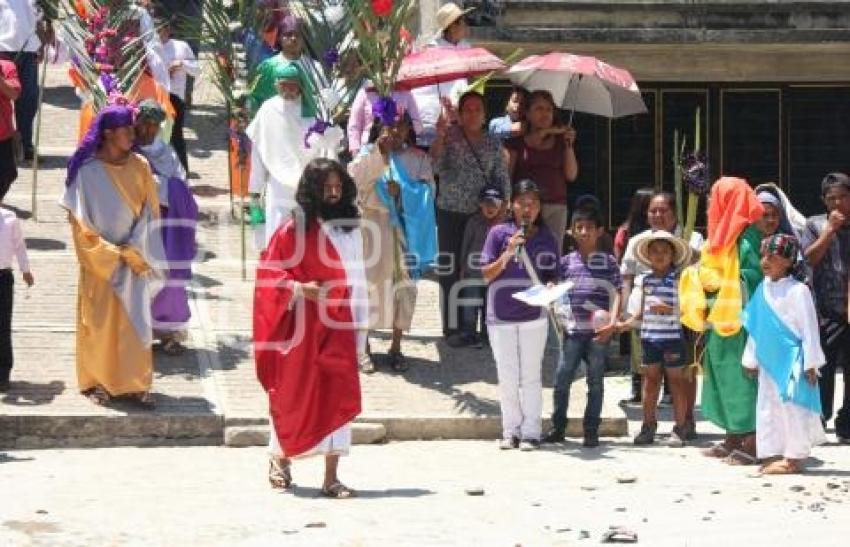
top-left (0, 1), bottom-right (846, 498)
top-left (241, 3), bottom-right (849, 497)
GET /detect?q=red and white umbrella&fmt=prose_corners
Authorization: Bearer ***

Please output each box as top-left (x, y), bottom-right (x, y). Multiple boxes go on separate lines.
top-left (394, 46), bottom-right (506, 90)
top-left (508, 52), bottom-right (647, 118)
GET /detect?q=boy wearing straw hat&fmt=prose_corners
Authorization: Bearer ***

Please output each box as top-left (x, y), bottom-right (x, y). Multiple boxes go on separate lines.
top-left (618, 230), bottom-right (692, 446)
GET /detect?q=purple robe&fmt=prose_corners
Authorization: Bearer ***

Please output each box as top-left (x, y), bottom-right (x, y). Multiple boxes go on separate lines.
top-left (139, 140), bottom-right (198, 332)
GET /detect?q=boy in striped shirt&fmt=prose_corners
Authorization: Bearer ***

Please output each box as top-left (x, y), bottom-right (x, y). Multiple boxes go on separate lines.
top-left (618, 231), bottom-right (692, 446)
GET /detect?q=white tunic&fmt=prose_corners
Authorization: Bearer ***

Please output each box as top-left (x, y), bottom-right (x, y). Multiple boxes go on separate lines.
top-left (268, 222), bottom-right (368, 458)
top-left (247, 96), bottom-right (343, 247)
top-left (742, 276), bottom-right (827, 459)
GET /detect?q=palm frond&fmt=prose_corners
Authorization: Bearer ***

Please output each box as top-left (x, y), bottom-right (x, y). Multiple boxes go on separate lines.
top-left (56, 0), bottom-right (158, 110)
top-left (345, 0), bottom-right (416, 98)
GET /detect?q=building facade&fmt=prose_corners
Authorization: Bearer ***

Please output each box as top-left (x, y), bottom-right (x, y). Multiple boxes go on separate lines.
top-left (447, 0), bottom-right (850, 226)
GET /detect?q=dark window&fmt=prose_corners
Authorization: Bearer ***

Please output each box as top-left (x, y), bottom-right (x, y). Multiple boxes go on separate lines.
top-left (721, 90), bottom-right (781, 185)
top-left (565, 111), bottom-right (601, 215)
top-left (787, 87), bottom-right (850, 216)
top-left (610, 91), bottom-right (656, 227)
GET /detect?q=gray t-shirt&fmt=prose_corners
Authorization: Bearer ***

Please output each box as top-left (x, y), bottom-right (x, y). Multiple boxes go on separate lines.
top-left (802, 214), bottom-right (850, 321)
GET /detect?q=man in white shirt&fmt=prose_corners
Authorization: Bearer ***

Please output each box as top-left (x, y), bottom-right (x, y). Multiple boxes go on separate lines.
top-left (0, 207), bottom-right (34, 391)
top-left (411, 2), bottom-right (473, 149)
top-left (157, 16), bottom-right (200, 173)
top-left (0, 0), bottom-right (49, 161)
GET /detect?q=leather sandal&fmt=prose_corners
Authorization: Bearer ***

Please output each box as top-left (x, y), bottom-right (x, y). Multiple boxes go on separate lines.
top-left (84, 386), bottom-right (110, 406)
top-left (268, 458), bottom-right (293, 489)
top-left (321, 481), bottom-right (356, 499)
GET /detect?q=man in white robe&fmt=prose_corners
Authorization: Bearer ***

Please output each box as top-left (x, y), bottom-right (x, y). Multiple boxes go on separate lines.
top-left (246, 62), bottom-right (342, 247)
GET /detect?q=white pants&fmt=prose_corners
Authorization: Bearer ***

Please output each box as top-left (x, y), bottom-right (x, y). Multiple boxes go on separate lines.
top-left (756, 370), bottom-right (826, 460)
top-left (268, 423), bottom-right (352, 459)
top-left (487, 318), bottom-right (548, 441)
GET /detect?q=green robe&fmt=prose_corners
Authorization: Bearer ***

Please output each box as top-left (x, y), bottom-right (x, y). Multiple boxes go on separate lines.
top-left (700, 225), bottom-right (763, 433)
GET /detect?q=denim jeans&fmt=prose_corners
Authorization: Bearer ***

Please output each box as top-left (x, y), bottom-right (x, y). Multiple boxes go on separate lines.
top-left (551, 334), bottom-right (609, 434)
top-left (459, 282), bottom-right (486, 336)
top-left (13, 52), bottom-right (37, 153)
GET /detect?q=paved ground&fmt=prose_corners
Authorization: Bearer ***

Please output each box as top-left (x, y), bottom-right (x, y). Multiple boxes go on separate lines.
top-left (1, 440), bottom-right (849, 546)
top-left (0, 65), bottom-right (628, 447)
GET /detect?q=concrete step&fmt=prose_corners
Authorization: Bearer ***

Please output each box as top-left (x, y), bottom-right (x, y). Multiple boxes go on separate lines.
top-left (222, 412), bottom-right (628, 447)
top-left (225, 422), bottom-right (388, 448)
top-left (0, 414), bottom-right (223, 450)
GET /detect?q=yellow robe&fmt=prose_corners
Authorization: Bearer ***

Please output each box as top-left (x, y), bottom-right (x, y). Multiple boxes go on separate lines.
top-left (70, 156), bottom-right (161, 395)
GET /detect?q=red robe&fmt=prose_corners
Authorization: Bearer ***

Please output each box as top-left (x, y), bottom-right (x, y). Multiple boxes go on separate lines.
top-left (254, 219), bottom-right (362, 457)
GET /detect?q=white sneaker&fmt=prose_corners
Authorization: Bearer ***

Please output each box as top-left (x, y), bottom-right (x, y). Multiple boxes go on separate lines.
top-left (499, 437), bottom-right (518, 450)
top-left (519, 439), bottom-right (540, 451)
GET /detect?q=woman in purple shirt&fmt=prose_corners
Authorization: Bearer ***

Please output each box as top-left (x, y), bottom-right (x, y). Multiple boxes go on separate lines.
top-left (481, 179), bottom-right (560, 450)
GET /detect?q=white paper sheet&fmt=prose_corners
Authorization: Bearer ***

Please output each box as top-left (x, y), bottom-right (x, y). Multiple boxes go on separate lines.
top-left (511, 282), bottom-right (574, 307)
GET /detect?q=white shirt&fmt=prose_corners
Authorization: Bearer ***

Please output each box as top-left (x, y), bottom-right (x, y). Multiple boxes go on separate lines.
top-left (131, 4), bottom-right (170, 92)
top-left (0, 0), bottom-right (41, 53)
top-left (0, 208), bottom-right (30, 272)
top-left (160, 38), bottom-right (199, 101)
top-left (410, 37), bottom-right (471, 147)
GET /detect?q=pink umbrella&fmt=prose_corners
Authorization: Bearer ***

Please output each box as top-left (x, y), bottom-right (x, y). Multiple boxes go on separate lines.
top-left (508, 52), bottom-right (647, 119)
top-left (394, 46), bottom-right (506, 90)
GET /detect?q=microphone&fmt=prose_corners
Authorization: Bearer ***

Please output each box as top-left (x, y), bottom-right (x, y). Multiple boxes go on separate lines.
top-left (515, 219), bottom-right (529, 263)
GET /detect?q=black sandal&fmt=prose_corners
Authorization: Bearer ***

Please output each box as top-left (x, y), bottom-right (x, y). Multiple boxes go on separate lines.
top-left (387, 350), bottom-right (408, 372)
top-left (161, 338), bottom-right (186, 356)
top-left (321, 481), bottom-right (356, 499)
top-left (83, 386), bottom-right (110, 406)
top-left (269, 458), bottom-right (293, 489)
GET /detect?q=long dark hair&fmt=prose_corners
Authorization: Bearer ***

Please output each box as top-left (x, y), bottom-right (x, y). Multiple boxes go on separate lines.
top-left (621, 187), bottom-right (654, 235)
top-left (523, 90), bottom-right (557, 133)
top-left (294, 158), bottom-right (359, 231)
top-left (510, 179), bottom-right (544, 228)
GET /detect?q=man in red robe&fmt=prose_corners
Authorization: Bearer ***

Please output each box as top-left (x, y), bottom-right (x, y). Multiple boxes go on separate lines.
top-left (254, 158), bottom-right (366, 498)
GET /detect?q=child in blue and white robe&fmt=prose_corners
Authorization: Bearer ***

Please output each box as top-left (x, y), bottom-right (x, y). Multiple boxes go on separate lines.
top-left (741, 233), bottom-right (826, 474)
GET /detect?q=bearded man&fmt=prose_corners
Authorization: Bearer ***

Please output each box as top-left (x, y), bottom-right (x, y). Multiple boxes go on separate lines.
top-left (254, 158), bottom-right (366, 498)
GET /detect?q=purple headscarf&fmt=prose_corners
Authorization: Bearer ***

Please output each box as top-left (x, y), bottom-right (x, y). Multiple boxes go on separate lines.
top-left (66, 105), bottom-right (135, 186)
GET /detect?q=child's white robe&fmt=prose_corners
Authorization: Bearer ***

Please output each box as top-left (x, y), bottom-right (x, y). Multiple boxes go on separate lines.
top-left (742, 277), bottom-right (826, 459)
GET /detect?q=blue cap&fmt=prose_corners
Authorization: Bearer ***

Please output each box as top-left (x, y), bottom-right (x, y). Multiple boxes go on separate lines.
top-left (479, 186), bottom-right (504, 204)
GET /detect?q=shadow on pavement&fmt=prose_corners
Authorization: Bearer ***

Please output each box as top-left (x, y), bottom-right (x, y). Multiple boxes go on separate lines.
top-left (3, 204), bottom-right (32, 220)
top-left (1, 380), bottom-right (65, 406)
top-left (25, 237), bottom-right (66, 251)
top-left (96, 392), bottom-right (215, 414)
top-left (193, 273), bottom-right (224, 288)
top-left (0, 452), bottom-right (35, 464)
top-left (192, 184), bottom-right (230, 198)
top-left (292, 486), bottom-right (434, 499)
top-left (154, 339), bottom-right (247, 377)
top-left (42, 85), bottom-right (79, 109)
top-left (540, 441), bottom-right (618, 461)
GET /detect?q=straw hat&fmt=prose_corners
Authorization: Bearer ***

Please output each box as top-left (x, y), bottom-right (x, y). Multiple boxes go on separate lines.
top-left (634, 230), bottom-right (692, 269)
top-left (436, 2), bottom-right (475, 32)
